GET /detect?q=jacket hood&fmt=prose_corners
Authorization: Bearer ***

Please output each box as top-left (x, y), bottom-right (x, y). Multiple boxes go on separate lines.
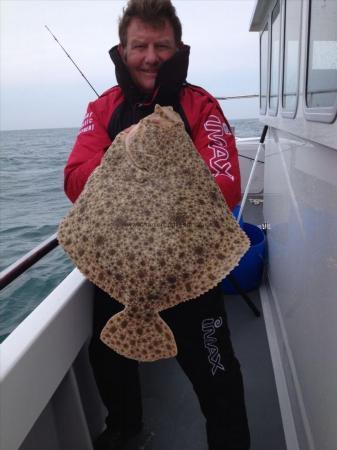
top-left (108, 44), bottom-right (190, 104)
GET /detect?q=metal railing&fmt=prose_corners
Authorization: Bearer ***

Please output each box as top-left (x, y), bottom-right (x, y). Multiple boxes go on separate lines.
top-left (0, 233), bottom-right (59, 291)
top-left (216, 94), bottom-right (259, 100)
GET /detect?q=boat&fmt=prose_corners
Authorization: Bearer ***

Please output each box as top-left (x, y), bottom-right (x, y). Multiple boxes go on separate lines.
top-left (1, 0), bottom-right (336, 449)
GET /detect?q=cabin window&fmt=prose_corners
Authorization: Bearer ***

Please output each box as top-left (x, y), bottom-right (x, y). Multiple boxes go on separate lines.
top-left (260, 24), bottom-right (269, 114)
top-left (269, 1), bottom-right (281, 114)
top-left (306, 0), bottom-right (337, 110)
top-left (282, 0), bottom-right (302, 115)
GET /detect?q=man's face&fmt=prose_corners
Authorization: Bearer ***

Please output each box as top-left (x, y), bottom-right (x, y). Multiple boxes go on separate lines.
top-left (120, 18), bottom-right (178, 93)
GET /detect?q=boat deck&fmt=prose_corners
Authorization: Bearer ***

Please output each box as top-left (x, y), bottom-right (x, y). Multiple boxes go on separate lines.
top-left (130, 200), bottom-right (287, 450)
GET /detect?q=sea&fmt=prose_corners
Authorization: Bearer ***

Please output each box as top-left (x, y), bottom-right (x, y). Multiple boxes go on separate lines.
top-left (0, 118), bottom-right (263, 342)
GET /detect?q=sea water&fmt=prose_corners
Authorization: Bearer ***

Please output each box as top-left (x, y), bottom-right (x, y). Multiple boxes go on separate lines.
top-left (0, 119), bottom-right (263, 342)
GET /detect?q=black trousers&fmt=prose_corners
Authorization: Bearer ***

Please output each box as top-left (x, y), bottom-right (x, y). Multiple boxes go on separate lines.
top-left (89, 285), bottom-right (250, 450)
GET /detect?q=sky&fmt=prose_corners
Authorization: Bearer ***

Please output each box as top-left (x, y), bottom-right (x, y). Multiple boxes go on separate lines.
top-left (0, 0), bottom-right (259, 131)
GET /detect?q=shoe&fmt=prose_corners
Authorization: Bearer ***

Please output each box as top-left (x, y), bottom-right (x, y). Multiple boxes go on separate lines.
top-left (93, 429), bottom-right (126, 450)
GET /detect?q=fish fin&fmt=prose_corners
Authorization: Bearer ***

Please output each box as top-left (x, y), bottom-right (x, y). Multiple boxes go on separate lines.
top-left (100, 307), bottom-right (177, 362)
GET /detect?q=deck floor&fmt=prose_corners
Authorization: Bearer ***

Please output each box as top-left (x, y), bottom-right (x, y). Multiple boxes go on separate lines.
top-left (133, 291), bottom-right (286, 450)
top-left (127, 200), bottom-right (287, 450)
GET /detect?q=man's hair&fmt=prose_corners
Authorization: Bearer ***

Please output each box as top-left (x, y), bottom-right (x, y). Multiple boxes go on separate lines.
top-left (119, 0), bottom-right (182, 47)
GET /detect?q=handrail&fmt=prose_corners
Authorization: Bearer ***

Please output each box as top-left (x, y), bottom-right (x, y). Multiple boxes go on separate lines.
top-left (236, 137), bottom-right (261, 142)
top-left (0, 233), bottom-right (59, 291)
top-left (216, 94), bottom-right (259, 100)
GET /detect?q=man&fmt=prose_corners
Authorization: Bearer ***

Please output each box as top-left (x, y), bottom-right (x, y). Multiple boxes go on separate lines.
top-left (64, 1), bottom-right (250, 449)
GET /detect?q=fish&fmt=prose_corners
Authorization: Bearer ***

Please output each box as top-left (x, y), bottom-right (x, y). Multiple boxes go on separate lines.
top-left (58, 105), bottom-right (250, 362)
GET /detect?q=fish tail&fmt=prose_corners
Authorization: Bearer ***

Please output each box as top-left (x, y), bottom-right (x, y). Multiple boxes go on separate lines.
top-left (100, 307), bottom-right (177, 362)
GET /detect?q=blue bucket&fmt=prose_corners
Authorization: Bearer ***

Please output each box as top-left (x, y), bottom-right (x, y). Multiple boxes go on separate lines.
top-left (221, 222), bottom-right (266, 294)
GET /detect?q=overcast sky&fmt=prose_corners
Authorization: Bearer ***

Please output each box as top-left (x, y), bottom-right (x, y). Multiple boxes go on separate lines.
top-left (0, 0), bottom-right (259, 131)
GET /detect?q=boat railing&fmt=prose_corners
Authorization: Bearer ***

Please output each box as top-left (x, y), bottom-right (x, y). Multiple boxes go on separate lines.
top-left (0, 233), bottom-right (59, 291)
top-left (216, 94), bottom-right (259, 100)
top-left (236, 136), bottom-right (262, 142)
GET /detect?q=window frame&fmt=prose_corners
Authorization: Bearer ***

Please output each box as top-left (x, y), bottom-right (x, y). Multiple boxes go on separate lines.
top-left (260, 22), bottom-right (269, 115)
top-left (304, 0), bottom-right (337, 123)
top-left (281, 0), bottom-right (303, 119)
top-left (268, 0), bottom-right (282, 117)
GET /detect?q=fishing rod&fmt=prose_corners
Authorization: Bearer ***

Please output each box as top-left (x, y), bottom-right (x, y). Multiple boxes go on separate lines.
top-left (45, 25), bottom-right (99, 98)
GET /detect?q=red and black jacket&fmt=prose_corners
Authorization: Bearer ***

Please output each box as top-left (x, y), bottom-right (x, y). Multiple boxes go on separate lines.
top-left (64, 45), bottom-right (241, 209)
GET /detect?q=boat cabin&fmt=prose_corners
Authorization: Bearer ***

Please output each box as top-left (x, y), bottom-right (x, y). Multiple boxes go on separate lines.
top-left (250, 1), bottom-right (337, 449)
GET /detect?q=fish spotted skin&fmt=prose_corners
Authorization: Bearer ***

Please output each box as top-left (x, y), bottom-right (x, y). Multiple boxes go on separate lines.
top-left (58, 105), bottom-right (250, 361)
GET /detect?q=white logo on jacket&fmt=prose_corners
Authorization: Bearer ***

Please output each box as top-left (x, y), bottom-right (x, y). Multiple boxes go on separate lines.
top-left (204, 115), bottom-right (234, 181)
top-left (79, 112), bottom-right (95, 134)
